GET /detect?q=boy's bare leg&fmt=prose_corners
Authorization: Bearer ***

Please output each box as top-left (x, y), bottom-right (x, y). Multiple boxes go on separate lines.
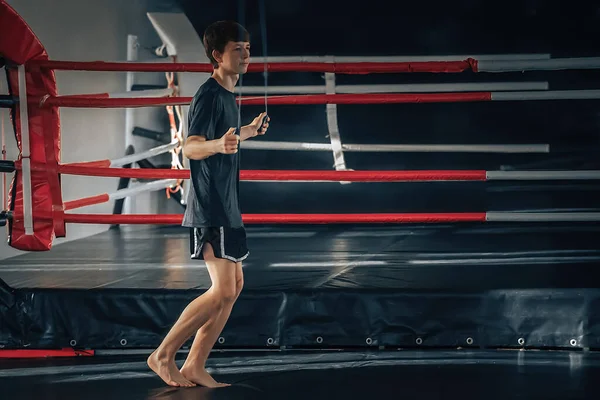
top-left (147, 244), bottom-right (239, 387)
top-left (181, 244), bottom-right (244, 387)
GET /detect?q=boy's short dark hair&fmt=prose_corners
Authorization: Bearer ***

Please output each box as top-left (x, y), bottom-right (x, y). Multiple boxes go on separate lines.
top-left (203, 20), bottom-right (250, 68)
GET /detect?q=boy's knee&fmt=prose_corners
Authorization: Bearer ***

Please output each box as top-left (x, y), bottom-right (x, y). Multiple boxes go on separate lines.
top-left (214, 283), bottom-right (237, 307)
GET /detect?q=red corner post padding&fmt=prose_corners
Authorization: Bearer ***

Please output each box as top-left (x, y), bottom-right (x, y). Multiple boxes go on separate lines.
top-left (0, 0), bottom-right (63, 251)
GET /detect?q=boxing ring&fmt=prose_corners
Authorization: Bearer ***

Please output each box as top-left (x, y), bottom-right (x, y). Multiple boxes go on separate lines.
top-left (2, 1), bottom-right (600, 398)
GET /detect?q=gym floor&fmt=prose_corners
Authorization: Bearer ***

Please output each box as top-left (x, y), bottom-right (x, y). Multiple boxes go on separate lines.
top-left (1, 349), bottom-right (599, 399)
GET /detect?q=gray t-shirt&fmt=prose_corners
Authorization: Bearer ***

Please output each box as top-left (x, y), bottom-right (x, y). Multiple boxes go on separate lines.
top-left (182, 78), bottom-right (243, 228)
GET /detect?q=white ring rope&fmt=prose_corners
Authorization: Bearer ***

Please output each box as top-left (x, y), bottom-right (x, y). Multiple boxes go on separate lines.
top-left (109, 88), bottom-right (174, 98)
top-left (487, 171), bottom-right (600, 180)
top-left (240, 141), bottom-right (550, 153)
top-left (108, 179), bottom-right (178, 200)
top-left (492, 90), bottom-right (600, 101)
top-left (236, 82), bottom-right (550, 95)
top-left (486, 212), bottom-right (600, 222)
top-left (479, 57), bottom-right (600, 72)
top-left (110, 140), bottom-right (179, 167)
top-left (248, 54), bottom-right (552, 63)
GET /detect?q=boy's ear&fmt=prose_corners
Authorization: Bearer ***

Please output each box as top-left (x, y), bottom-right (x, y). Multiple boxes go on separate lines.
top-left (212, 49), bottom-right (222, 64)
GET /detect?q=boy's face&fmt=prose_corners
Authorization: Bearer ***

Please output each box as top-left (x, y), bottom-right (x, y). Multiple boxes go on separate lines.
top-left (215, 41), bottom-right (251, 74)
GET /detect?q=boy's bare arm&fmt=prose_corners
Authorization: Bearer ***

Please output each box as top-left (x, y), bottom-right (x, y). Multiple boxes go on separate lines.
top-left (183, 128), bottom-right (239, 159)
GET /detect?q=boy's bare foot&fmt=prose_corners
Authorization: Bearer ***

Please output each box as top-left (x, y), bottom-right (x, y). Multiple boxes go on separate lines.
top-left (147, 349), bottom-right (196, 387)
top-left (181, 364), bottom-right (230, 388)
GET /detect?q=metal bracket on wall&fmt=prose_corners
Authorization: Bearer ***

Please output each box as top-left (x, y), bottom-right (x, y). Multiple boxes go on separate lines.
top-left (0, 160), bottom-right (15, 173)
top-left (0, 210), bottom-right (10, 227)
top-left (0, 95), bottom-right (17, 108)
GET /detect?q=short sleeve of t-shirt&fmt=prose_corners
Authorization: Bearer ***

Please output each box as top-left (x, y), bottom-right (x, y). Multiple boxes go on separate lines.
top-left (188, 91), bottom-right (222, 141)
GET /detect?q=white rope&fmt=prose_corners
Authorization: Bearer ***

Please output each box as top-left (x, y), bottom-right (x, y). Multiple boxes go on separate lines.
top-left (108, 179), bottom-right (177, 200)
top-left (236, 82), bottom-right (549, 95)
top-left (249, 54), bottom-right (552, 63)
top-left (479, 57), bottom-right (600, 72)
top-left (78, 53), bottom-right (553, 65)
top-left (487, 170), bottom-right (600, 180)
top-left (492, 90), bottom-right (600, 101)
top-left (110, 141), bottom-right (179, 167)
top-left (109, 88), bottom-right (174, 98)
top-left (155, 43), bottom-right (167, 57)
top-left (486, 212), bottom-right (600, 222)
top-left (241, 141), bottom-right (550, 153)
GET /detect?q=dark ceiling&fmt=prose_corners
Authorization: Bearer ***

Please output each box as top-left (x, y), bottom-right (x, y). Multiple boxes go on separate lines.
top-left (144, 0), bottom-right (600, 58)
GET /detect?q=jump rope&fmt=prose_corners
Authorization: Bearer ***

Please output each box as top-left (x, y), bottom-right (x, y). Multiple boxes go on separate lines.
top-left (227, 1), bottom-right (281, 388)
top-left (236, 0), bottom-right (269, 141)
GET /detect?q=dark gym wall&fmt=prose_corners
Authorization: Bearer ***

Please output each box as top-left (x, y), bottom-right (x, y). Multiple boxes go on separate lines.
top-left (171, 0), bottom-right (600, 216)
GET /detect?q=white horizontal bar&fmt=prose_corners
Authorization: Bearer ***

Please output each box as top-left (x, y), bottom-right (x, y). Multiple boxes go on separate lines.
top-left (492, 90), bottom-right (600, 101)
top-left (108, 179), bottom-right (177, 200)
top-left (486, 212), bottom-right (600, 222)
top-left (108, 88), bottom-right (174, 98)
top-left (250, 54), bottom-right (551, 63)
top-left (479, 57), bottom-right (600, 72)
top-left (241, 141), bottom-right (550, 153)
top-left (110, 141), bottom-right (178, 167)
top-left (238, 82), bottom-right (549, 95)
top-left (487, 170), bottom-right (600, 180)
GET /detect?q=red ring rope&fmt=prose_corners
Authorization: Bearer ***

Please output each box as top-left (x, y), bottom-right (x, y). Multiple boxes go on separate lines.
top-left (63, 194), bottom-right (110, 211)
top-left (27, 59), bottom-right (478, 74)
top-left (49, 165), bottom-right (487, 181)
top-left (61, 160), bottom-right (112, 168)
top-left (60, 213), bottom-right (487, 225)
top-left (37, 92), bottom-right (493, 108)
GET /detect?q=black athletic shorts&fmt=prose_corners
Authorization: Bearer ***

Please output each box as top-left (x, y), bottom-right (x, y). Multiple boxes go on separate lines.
top-left (190, 227), bottom-right (249, 262)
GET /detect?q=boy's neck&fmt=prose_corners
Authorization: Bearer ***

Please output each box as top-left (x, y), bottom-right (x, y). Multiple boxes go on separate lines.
top-left (211, 68), bottom-right (239, 93)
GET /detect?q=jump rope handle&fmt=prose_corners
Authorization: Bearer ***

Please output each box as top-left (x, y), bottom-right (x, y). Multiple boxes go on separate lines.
top-left (259, 113), bottom-right (269, 131)
top-left (233, 113), bottom-right (267, 143)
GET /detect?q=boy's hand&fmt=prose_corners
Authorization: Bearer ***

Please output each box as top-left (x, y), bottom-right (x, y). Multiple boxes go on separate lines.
top-left (250, 112), bottom-right (270, 136)
top-left (217, 128), bottom-right (240, 154)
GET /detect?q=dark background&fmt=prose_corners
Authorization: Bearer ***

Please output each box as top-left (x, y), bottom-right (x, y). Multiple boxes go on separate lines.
top-left (153, 0), bottom-right (600, 215)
